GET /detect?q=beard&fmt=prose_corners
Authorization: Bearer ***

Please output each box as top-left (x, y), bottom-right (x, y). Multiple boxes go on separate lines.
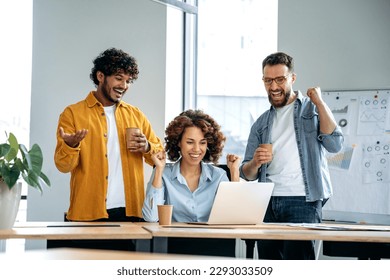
top-left (268, 89), bottom-right (291, 108)
top-left (102, 79), bottom-right (120, 104)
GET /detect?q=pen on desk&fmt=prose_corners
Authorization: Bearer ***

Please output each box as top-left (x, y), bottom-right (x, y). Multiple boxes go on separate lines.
top-left (47, 224), bottom-right (121, 228)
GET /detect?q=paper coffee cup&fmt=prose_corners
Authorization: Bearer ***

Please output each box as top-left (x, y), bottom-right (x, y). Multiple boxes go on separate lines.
top-left (260, 143), bottom-right (272, 154)
top-left (126, 127), bottom-right (141, 149)
top-left (157, 205), bottom-right (173, 226)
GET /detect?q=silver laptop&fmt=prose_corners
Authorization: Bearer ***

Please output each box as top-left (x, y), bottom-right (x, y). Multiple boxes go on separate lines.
top-left (189, 181), bottom-right (274, 225)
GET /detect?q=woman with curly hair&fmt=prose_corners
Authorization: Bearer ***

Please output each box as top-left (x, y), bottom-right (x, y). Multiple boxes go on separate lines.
top-left (142, 109), bottom-right (240, 256)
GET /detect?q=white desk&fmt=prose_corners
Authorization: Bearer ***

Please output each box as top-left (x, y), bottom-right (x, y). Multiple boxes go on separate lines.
top-left (0, 247), bottom-right (230, 260)
top-left (141, 222), bottom-right (390, 254)
top-left (0, 222), bottom-right (152, 252)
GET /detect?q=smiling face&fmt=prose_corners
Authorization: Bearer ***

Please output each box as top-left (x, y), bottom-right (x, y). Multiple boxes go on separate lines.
top-left (95, 71), bottom-right (132, 106)
top-left (178, 126), bottom-right (207, 168)
top-left (263, 64), bottom-right (296, 108)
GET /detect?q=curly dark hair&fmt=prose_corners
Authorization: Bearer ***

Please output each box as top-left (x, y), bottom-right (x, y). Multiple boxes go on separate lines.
top-left (90, 48), bottom-right (139, 86)
top-left (165, 109), bottom-right (226, 164)
top-left (262, 52), bottom-right (294, 73)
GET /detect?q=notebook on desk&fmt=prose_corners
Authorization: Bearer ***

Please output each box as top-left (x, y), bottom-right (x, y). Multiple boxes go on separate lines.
top-left (188, 181), bottom-right (274, 225)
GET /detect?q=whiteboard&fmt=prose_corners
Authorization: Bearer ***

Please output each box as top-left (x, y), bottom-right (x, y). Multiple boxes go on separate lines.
top-left (322, 89), bottom-right (390, 224)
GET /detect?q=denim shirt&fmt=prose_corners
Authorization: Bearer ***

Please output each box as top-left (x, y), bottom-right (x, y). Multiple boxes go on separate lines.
top-left (239, 91), bottom-right (344, 201)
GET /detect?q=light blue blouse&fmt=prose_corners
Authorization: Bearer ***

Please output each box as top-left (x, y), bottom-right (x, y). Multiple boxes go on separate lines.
top-left (142, 160), bottom-right (229, 222)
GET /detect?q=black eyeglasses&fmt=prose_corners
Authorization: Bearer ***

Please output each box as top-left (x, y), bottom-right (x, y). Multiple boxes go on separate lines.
top-left (262, 74), bottom-right (292, 85)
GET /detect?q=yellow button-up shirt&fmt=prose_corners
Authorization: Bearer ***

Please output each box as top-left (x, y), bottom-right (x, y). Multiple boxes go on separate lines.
top-left (54, 91), bottom-right (163, 221)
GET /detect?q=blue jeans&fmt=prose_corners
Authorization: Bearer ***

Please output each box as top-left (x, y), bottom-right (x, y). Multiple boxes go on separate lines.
top-left (257, 196), bottom-right (322, 260)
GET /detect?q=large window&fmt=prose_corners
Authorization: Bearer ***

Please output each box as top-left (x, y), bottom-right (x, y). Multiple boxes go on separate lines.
top-left (196, 0), bottom-right (278, 162)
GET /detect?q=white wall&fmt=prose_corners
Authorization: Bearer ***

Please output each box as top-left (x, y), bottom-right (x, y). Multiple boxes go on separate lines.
top-left (278, 0), bottom-right (390, 92)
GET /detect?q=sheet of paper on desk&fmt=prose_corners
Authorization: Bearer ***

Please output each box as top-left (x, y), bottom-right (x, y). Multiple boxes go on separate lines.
top-left (284, 223), bottom-right (390, 231)
top-left (162, 224), bottom-right (236, 229)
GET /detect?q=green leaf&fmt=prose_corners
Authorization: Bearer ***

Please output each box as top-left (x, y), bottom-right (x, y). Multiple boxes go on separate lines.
top-left (21, 143), bottom-right (43, 174)
top-left (39, 172), bottom-right (51, 187)
top-left (1, 132), bottom-right (50, 192)
top-left (1, 164), bottom-right (20, 188)
top-left (21, 170), bottom-right (40, 188)
top-left (0, 143), bottom-right (11, 158)
top-left (28, 144), bottom-right (44, 174)
top-left (21, 170), bottom-right (44, 193)
top-left (19, 143), bottom-right (30, 167)
top-left (14, 158), bottom-right (25, 173)
top-left (5, 133), bottom-right (19, 162)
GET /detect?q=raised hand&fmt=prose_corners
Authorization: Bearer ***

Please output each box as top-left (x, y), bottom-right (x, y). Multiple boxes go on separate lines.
top-left (151, 150), bottom-right (166, 169)
top-left (306, 86), bottom-right (324, 107)
top-left (59, 127), bottom-right (88, 148)
top-left (226, 153), bottom-right (241, 181)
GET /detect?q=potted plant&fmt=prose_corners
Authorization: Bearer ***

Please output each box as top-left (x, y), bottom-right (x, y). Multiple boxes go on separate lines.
top-left (0, 132), bottom-right (51, 229)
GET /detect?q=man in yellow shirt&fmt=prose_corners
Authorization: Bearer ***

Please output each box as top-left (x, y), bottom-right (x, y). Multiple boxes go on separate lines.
top-left (55, 48), bottom-right (163, 223)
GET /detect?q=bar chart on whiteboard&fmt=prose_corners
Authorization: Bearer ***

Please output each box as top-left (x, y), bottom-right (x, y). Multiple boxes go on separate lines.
top-left (322, 89), bottom-right (390, 222)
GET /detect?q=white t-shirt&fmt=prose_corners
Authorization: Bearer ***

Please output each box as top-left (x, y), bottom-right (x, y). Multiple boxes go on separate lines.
top-left (104, 105), bottom-right (126, 209)
top-left (267, 101), bottom-right (306, 196)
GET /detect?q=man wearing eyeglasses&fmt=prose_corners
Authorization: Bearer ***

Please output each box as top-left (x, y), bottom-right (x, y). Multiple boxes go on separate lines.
top-left (240, 52), bottom-right (344, 259)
